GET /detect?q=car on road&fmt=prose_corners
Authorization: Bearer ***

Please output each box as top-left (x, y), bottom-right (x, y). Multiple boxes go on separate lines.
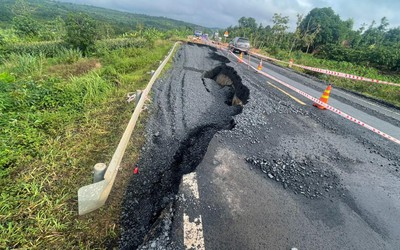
top-left (229, 37), bottom-right (250, 54)
top-left (194, 30), bottom-right (203, 37)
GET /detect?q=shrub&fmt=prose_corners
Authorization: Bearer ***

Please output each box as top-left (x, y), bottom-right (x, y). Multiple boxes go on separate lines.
top-left (65, 13), bottom-right (97, 54)
top-left (69, 72), bottom-right (112, 104)
top-left (1, 41), bottom-right (66, 58)
top-left (95, 37), bottom-right (149, 55)
top-left (317, 44), bottom-right (400, 71)
top-left (55, 47), bottom-right (83, 64)
top-left (2, 53), bottom-right (46, 78)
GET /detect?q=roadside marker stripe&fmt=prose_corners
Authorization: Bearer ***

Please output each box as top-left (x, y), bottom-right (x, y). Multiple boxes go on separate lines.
top-left (228, 50), bottom-right (400, 145)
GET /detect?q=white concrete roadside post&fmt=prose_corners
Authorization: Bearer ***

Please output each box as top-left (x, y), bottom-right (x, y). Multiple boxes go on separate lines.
top-left (135, 90), bottom-right (142, 107)
top-left (93, 163), bottom-right (107, 183)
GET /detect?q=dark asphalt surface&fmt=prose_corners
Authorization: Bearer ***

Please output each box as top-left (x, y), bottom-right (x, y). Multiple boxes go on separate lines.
top-left (120, 43), bottom-right (400, 249)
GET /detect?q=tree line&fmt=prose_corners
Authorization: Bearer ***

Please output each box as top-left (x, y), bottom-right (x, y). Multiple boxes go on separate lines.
top-left (224, 7), bottom-right (400, 71)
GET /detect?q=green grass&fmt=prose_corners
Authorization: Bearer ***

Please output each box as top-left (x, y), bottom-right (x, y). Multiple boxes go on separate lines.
top-left (0, 39), bottom-right (172, 248)
top-left (261, 49), bottom-right (400, 107)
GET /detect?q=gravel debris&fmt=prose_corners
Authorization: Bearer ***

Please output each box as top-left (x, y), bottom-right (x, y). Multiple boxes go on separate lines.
top-left (246, 156), bottom-right (344, 199)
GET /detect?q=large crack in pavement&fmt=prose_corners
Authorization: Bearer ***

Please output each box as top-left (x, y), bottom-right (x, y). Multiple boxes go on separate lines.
top-left (120, 43), bottom-right (248, 249)
top-left (120, 43), bottom-right (400, 249)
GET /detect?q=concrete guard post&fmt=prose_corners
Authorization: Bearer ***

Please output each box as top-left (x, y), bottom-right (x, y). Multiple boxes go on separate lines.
top-left (78, 42), bottom-right (180, 215)
top-left (93, 163), bottom-right (107, 183)
top-left (135, 90), bottom-right (142, 107)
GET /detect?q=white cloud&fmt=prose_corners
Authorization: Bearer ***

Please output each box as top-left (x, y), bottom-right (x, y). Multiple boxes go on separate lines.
top-left (61, 0), bottom-right (400, 30)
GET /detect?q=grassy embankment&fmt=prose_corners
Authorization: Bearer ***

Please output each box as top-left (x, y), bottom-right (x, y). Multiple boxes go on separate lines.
top-left (256, 49), bottom-right (400, 107)
top-left (0, 37), bottom-right (174, 248)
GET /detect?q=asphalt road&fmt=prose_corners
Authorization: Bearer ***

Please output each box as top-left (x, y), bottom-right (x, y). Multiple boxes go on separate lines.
top-left (121, 43), bottom-right (400, 249)
top-left (243, 52), bottom-right (400, 138)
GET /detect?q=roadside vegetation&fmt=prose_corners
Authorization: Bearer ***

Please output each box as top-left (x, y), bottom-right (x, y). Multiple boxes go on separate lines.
top-left (224, 9), bottom-right (400, 107)
top-left (0, 0), bottom-right (190, 248)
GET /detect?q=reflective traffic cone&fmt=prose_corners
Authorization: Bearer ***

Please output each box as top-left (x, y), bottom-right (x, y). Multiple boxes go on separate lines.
top-left (313, 84), bottom-right (332, 110)
top-left (238, 52), bottom-right (243, 63)
top-left (257, 59), bottom-right (263, 70)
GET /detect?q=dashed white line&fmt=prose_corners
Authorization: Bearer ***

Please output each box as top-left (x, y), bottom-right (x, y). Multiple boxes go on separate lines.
top-left (183, 214), bottom-right (205, 250)
top-left (182, 172), bottom-right (205, 250)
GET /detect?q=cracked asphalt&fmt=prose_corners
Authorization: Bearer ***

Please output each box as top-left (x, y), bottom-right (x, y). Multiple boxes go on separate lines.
top-left (120, 43), bottom-right (400, 249)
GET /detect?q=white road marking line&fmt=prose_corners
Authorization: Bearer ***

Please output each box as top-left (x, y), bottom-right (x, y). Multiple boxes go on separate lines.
top-left (183, 214), bottom-right (205, 250)
top-left (182, 172), bottom-right (205, 250)
top-left (183, 172), bottom-right (200, 200)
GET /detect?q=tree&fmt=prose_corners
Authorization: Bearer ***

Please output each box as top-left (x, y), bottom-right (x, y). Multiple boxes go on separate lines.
top-left (271, 13), bottom-right (289, 47)
top-left (12, 0), bottom-right (34, 16)
top-left (303, 25), bottom-right (320, 53)
top-left (238, 17), bottom-right (257, 30)
top-left (65, 13), bottom-right (97, 53)
top-left (12, 0), bottom-right (40, 37)
top-left (384, 27), bottom-right (400, 46)
top-left (359, 17), bottom-right (390, 48)
top-left (299, 7), bottom-right (352, 51)
top-left (289, 14), bottom-right (304, 55)
top-left (237, 17), bottom-right (257, 38)
top-left (13, 15), bottom-right (40, 37)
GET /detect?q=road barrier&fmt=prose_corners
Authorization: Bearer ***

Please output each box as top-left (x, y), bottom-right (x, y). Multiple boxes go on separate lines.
top-left (77, 42), bottom-right (181, 215)
top-left (227, 50), bottom-right (400, 145)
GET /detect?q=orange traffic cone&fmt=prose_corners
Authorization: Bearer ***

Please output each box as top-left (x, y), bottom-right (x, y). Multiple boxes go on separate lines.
top-left (238, 52), bottom-right (243, 63)
top-left (313, 84), bottom-right (332, 110)
top-left (257, 59), bottom-right (263, 70)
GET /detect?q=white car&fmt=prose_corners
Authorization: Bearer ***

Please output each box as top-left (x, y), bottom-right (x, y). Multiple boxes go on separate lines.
top-left (229, 37), bottom-right (250, 54)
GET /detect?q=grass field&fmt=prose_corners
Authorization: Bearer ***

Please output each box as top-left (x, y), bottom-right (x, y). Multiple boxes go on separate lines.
top-left (0, 38), bottom-right (173, 248)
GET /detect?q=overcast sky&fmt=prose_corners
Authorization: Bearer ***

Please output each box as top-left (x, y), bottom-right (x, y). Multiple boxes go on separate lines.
top-left (61, 0), bottom-right (400, 30)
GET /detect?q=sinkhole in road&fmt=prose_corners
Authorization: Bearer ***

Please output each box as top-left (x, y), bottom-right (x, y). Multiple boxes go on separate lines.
top-left (203, 64), bottom-right (250, 106)
top-left (120, 64), bottom-right (250, 248)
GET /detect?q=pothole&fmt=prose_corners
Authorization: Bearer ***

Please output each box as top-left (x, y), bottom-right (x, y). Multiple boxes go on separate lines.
top-left (202, 64), bottom-right (249, 106)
